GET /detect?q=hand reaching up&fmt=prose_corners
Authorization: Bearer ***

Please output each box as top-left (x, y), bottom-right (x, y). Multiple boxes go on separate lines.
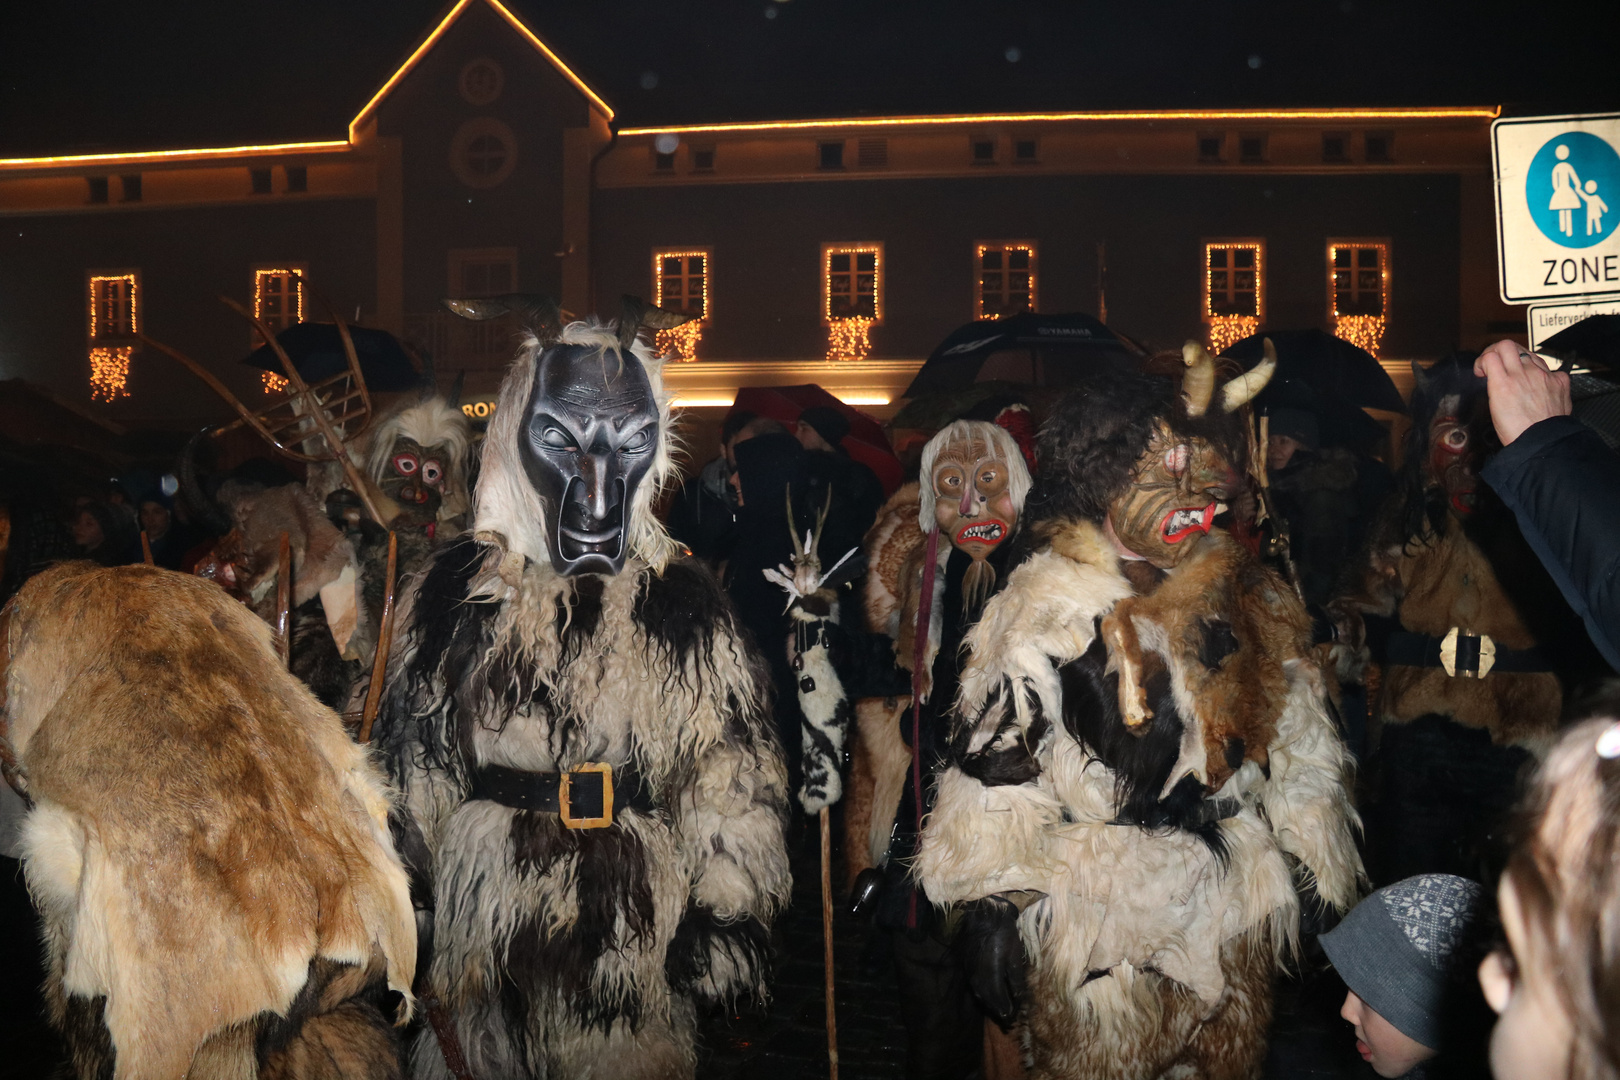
top-left (1472, 339), bottom-right (1572, 446)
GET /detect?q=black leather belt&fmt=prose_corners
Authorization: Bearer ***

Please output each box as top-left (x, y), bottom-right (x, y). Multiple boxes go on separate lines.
top-left (468, 762), bottom-right (655, 829)
top-left (1385, 629), bottom-right (1551, 678)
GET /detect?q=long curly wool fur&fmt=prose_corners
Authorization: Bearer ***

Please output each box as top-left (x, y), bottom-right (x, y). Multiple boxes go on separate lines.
top-left (373, 319), bottom-right (789, 1080)
top-left (364, 397), bottom-right (473, 522)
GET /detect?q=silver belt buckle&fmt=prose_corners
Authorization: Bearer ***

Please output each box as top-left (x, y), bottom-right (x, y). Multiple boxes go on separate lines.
top-left (1439, 627), bottom-right (1496, 678)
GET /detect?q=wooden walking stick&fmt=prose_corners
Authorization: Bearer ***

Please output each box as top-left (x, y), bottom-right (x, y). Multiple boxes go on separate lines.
top-left (140, 530), bottom-right (154, 566)
top-left (274, 531), bottom-right (291, 667)
top-left (821, 803), bottom-right (840, 1080)
top-left (358, 531), bottom-right (397, 745)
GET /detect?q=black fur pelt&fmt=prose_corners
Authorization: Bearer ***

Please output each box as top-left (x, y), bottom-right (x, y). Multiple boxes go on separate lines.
top-left (663, 901), bottom-right (772, 1004)
top-left (288, 596), bottom-right (360, 710)
top-left (952, 679), bottom-right (1049, 788)
top-left (1056, 631), bottom-right (1229, 860)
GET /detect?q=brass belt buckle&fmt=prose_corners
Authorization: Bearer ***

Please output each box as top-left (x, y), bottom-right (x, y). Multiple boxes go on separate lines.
top-left (558, 762), bottom-right (614, 829)
top-left (1439, 627), bottom-right (1496, 679)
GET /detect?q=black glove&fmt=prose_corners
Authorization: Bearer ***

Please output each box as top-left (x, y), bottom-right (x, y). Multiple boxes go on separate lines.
top-left (956, 895), bottom-right (1028, 1028)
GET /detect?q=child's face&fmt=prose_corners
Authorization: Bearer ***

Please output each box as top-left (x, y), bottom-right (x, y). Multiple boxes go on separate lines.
top-left (1340, 991), bottom-right (1436, 1077)
top-left (1478, 876), bottom-right (1574, 1080)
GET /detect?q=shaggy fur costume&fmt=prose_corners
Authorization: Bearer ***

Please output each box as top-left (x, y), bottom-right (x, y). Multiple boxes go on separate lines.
top-left (916, 370), bottom-right (1362, 1080)
top-left (0, 563), bottom-right (416, 1079)
top-left (373, 322), bottom-right (790, 1080)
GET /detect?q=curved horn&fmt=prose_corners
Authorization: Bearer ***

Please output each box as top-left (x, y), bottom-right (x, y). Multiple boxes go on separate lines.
top-left (1181, 340), bottom-right (1216, 418)
top-left (1221, 337), bottom-right (1278, 413)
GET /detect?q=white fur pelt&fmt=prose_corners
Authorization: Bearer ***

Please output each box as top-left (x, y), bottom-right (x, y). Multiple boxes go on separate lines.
top-left (374, 321), bottom-right (789, 1080)
top-left (1, 563), bottom-right (415, 1080)
top-left (792, 605), bottom-right (851, 814)
top-left (915, 520), bottom-right (1362, 1080)
top-left (362, 397), bottom-right (473, 525)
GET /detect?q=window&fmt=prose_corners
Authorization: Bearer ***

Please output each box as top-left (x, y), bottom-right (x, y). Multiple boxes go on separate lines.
top-left (285, 165), bottom-right (308, 193)
top-left (1328, 240), bottom-right (1390, 356)
top-left (818, 141), bottom-right (845, 170)
top-left (654, 149), bottom-right (676, 172)
top-left (653, 250), bottom-right (709, 320)
top-left (120, 174), bottom-right (142, 202)
top-left (976, 243), bottom-right (1037, 318)
top-left (1364, 130), bottom-right (1394, 163)
top-left (971, 138), bottom-right (996, 164)
top-left (449, 248), bottom-right (517, 298)
top-left (253, 267), bottom-right (306, 335)
top-left (87, 270), bottom-right (139, 402)
top-left (1239, 133), bottom-right (1267, 163)
top-left (250, 168), bottom-right (273, 195)
top-left (88, 272), bottom-right (139, 341)
top-left (823, 243), bottom-right (882, 321)
top-left (691, 147), bottom-right (715, 172)
top-left (458, 57), bottom-right (504, 106)
top-left (1197, 133), bottom-right (1224, 163)
top-left (1013, 138), bottom-right (1039, 163)
top-left (1322, 132), bottom-right (1349, 163)
top-left (1203, 241), bottom-right (1264, 353)
top-left (87, 177), bottom-right (109, 204)
top-left (449, 118), bottom-right (518, 189)
top-left (856, 137), bottom-right (888, 168)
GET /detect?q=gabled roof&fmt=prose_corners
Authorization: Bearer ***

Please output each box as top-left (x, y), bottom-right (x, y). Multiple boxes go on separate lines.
top-left (350, 0), bottom-right (612, 138)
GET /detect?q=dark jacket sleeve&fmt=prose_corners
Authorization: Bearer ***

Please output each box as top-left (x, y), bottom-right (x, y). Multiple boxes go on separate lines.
top-left (1481, 416), bottom-right (1620, 672)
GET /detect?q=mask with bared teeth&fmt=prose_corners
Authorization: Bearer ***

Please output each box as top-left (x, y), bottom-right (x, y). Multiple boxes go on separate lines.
top-left (1105, 421), bottom-right (1237, 568)
top-left (922, 420), bottom-right (1031, 614)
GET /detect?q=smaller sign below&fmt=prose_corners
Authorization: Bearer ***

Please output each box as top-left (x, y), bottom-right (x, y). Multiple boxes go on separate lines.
top-left (1527, 294), bottom-right (1620, 351)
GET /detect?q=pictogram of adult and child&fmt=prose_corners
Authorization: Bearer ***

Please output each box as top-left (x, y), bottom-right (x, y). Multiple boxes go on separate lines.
top-left (1527, 130), bottom-right (1620, 248)
top-left (1549, 145), bottom-right (1607, 237)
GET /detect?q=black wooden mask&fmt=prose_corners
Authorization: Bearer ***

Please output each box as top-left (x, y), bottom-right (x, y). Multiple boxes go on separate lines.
top-left (518, 342), bottom-right (658, 576)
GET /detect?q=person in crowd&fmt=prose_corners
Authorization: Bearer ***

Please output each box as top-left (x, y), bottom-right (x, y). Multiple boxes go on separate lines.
top-left (795, 404), bottom-right (886, 555)
top-left (1479, 705), bottom-right (1620, 1080)
top-left (69, 499), bottom-right (132, 566)
top-left (1474, 338), bottom-right (1620, 672)
top-left (667, 406), bottom-right (755, 563)
top-left (1321, 873), bottom-right (1490, 1078)
top-left (1267, 406), bottom-right (1361, 606)
top-left (137, 492), bottom-right (194, 569)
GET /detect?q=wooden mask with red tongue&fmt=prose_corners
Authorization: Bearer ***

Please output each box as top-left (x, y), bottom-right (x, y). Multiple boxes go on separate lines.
top-left (921, 420), bottom-right (1031, 614)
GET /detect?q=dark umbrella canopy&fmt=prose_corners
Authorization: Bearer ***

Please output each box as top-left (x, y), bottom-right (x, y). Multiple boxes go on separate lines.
top-left (1258, 377), bottom-right (1387, 455)
top-left (1223, 329), bottom-right (1406, 414)
top-left (1540, 314), bottom-right (1620, 373)
top-left (242, 322), bottom-right (425, 392)
top-left (903, 312), bottom-right (1143, 397)
top-left (729, 384), bottom-right (903, 495)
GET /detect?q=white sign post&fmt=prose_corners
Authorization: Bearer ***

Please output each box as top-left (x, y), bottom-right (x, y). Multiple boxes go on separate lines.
top-left (1492, 113), bottom-right (1620, 304)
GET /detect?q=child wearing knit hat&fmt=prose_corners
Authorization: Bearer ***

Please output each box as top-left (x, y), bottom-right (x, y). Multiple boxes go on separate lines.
top-left (1320, 873), bottom-right (1486, 1078)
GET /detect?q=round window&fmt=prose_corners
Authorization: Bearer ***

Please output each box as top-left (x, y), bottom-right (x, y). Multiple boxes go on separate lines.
top-left (459, 57), bottom-right (504, 106)
top-left (450, 118), bottom-right (518, 189)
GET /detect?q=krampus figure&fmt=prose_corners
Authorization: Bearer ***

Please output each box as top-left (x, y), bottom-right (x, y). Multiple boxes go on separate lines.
top-left (0, 562), bottom-right (416, 1079)
top-left (372, 317), bottom-right (790, 1079)
top-left (915, 345), bottom-right (1363, 1080)
top-left (1330, 356), bottom-right (1602, 883)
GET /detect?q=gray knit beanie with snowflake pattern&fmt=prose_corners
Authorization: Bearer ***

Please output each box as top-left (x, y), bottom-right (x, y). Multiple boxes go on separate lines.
top-left (1320, 874), bottom-right (1485, 1049)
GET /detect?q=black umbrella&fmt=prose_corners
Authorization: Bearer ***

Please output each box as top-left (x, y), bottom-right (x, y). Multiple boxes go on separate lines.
top-left (1223, 329), bottom-right (1406, 414)
top-left (1539, 314), bottom-right (1620, 373)
top-left (903, 312), bottom-right (1143, 397)
top-left (242, 322), bottom-right (425, 392)
top-left (1257, 377), bottom-right (1387, 455)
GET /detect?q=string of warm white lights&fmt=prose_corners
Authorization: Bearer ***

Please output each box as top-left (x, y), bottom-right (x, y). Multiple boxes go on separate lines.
top-left (262, 372), bottom-right (290, 393)
top-left (1208, 315), bottom-right (1259, 355)
top-left (1334, 314), bottom-right (1387, 356)
top-left (89, 347), bottom-right (133, 402)
top-left (976, 243), bottom-right (1037, 318)
top-left (823, 244), bottom-right (882, 321)
top-left (655, 321), bottom-right (703, 362)
top-left (826, 316), bottom-right (874, 364)
top-left (1328, 242), bottom-right (1389, 358)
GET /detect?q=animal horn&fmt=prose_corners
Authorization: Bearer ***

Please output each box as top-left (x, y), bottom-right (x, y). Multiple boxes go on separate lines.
top-left (1181, 340), bottom-right (1216, 418)
top-left (617, 294), bottom-right (691, 351)
top-left (786, 485), bottom-right (804, 559)
top-left (1411, 360), bottom-right (1432, 395)
top-left (1221, 337), bottom-right (1278, 413)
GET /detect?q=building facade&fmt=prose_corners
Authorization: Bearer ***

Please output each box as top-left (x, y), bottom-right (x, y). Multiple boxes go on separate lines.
top-left (0, 0), bottom-right (1517, 425)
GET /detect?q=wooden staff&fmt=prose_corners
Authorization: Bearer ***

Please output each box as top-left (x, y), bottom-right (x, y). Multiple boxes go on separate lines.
top-left (358, 531), bottom-right (398, 744)
top-left (274, 531), bottom-right (291, 667)
top-left (821, 803), bottom-right (840, 1080)
top-left (139, 530), bottom-right (154, 566)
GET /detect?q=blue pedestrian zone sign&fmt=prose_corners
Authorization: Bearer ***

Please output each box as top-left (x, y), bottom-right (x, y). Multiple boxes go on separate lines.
top-left (1493, 113), bottom-right (1620, 303)
top-left (1527, 132), bottom-right (1618, 248)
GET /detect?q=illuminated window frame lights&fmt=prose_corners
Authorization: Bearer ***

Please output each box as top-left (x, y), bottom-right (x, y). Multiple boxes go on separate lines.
top-left (822, 243), bottom-right (884, 324)
top-left (1202, 240), bottom-right (1264, 354)
top-left (253, 266), bottom-right (305, 391)
top-left (88, 271), bottom-right (139, 341)
top-left (975, 241), bottom-right (1038, 320)
top-left (1327, 239), bottom-right (1390, 357)
top-left (652, 249), bottom-right (710, 323)
top-left (86, 271), bottom-right (139, 403)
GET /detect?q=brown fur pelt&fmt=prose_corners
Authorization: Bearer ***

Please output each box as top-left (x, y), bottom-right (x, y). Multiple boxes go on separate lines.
top-left (0, 562), bottom-right (415, 1080)
top-left (917, 519), bottom-right (1363, 1080)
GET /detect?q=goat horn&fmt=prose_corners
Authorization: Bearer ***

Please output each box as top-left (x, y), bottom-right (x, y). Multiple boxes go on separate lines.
top-left (786, 485), bottom-right (803, 559)
top-left (1221, 337), bottom-right (1277, 413)
top-left (1181, 340), bottom-right (1216, 418)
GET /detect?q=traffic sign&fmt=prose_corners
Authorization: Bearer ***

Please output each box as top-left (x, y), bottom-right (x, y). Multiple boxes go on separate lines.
top-left (1526, 294), bottom-right (1620, 351)
top-left (1492, 113), bottom-right (1620, 303)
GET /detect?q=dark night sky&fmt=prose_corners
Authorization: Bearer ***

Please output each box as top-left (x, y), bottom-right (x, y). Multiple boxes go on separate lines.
top-left (2, 0), bottom-right (1617, 156)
